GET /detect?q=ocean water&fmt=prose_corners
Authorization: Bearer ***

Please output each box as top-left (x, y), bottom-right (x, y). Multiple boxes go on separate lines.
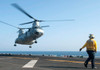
top-left (0, 51), bottom-right (100, 57)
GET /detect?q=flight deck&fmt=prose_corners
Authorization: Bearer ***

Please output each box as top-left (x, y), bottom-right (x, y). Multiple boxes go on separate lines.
top-left (0, 54), bottom-right (100, 70)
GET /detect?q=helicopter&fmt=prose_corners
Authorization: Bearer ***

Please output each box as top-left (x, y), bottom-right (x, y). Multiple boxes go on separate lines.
top-left (0, 3), bottom-right (74, 48)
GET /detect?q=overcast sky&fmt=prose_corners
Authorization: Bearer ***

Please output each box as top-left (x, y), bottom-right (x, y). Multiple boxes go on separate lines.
top-left (0, 0), bottom-right (100, 51)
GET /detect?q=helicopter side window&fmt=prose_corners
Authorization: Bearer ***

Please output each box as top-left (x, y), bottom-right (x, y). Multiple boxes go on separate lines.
top-left (28, 29), bottom-right (31, 32)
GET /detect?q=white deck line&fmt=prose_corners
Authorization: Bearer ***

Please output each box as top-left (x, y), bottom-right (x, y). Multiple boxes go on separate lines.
top-left (22, 60), bottom-right (38, 68)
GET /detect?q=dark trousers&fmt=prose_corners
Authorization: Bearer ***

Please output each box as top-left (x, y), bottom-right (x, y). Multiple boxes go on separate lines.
top-left (85, 51), bottom-right (95, 68)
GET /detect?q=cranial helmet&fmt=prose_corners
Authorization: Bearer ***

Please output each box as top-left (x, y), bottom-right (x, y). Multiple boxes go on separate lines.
top-left (89, 34), bottom-right (95, 39)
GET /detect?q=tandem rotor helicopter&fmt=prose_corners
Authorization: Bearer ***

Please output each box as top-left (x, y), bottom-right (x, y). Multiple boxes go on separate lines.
top-left (0, 3), bottom-right (74, 48)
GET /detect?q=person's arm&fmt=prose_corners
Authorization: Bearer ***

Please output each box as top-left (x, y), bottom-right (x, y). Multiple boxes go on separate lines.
top-left (80, 42), bottom-right (87, 51)
top-left (94, 41), bottom-right (97, 52)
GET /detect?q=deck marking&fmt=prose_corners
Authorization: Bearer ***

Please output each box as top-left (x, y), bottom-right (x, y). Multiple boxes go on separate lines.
top-left (47, 59), bottom-right (100, 64)
top-left (22, 60), bottom-right (38, 68)
top-left (8, 57), bottom-right (33, 59)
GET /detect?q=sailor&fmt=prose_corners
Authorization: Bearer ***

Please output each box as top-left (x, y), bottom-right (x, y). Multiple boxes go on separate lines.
top-left (80, 34), bottom-right (97, 69)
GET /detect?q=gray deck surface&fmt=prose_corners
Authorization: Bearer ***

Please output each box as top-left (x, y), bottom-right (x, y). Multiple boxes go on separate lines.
top-left (0, 55), bottom-right (100, 70)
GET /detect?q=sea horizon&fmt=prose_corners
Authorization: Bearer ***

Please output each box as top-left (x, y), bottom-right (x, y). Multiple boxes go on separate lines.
top-left (0, 51), bottom-right (100, 58)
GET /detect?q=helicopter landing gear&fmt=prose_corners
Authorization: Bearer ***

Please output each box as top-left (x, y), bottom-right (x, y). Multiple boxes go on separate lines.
top-left (29, 46), bottom-right (32, 48)
top-left (35, 41), bottom-right (37, 43)
top-left (14, 44), bottom-right (17, 46)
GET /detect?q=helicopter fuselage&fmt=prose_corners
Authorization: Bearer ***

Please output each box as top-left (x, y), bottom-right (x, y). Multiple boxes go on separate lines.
top-left (15, 22), bottom-right (44, 45)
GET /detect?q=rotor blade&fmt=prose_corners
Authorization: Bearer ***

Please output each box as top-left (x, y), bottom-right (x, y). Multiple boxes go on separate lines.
top-left (12, 3), bottom-right (36, 20)
top-left (20, 19), bottom-right (75, 25)
top-left (41, 19), bottom-right (75, 22)
top-left (20, 21), bottom-right (34, 25)
top-left (41, 25), bottom-right (50, 28)
top-left (19, 28), bottom-right (31, 29)
top-left (0, 21), bottom-right (18, 29)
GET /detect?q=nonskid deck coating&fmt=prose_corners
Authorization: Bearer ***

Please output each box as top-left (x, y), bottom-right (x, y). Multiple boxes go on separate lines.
top-left (0, 55), bottom-right (100, 70)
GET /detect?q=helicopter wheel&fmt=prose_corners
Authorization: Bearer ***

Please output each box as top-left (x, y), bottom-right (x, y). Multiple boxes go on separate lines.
top-left (35, 41), bottom-right (37, 43)
top-left (14, 44), bottom-right (17, 46)
top-left (29, 46), bottom-right (32, 48)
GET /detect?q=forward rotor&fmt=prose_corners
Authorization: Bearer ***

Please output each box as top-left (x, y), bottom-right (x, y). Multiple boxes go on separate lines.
top-left (12, 3), bottom-right (36, 21)
top-left (20, 19), bottom-right (74, 25)
top-left (12, 3), bottom-right (74, 25)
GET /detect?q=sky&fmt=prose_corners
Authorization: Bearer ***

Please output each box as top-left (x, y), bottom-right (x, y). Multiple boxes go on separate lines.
top-left (0, 0), bottom-right (100, 51)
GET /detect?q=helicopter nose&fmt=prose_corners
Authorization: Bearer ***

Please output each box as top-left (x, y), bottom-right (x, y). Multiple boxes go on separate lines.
top-left (35, 31), bottom-right (43, 36)
top-left (35, 32), bottom-right (39, 35)
top-left (35, 29), bottom-right (44, 36)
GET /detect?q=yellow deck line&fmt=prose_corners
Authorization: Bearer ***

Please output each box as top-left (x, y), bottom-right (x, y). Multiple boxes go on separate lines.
top-left (8, 57), bottom-right (33, 59)
top-left (47, 59), bottom-right (100, 64)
